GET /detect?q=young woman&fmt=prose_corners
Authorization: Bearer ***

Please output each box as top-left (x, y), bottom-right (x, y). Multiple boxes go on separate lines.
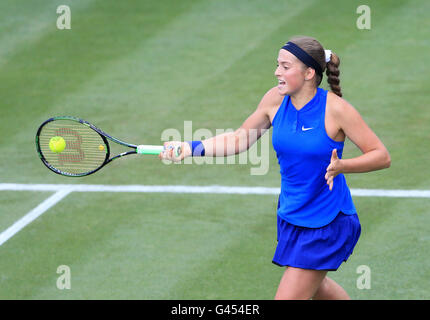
top-left (159, 36), bottom-right (391, 300)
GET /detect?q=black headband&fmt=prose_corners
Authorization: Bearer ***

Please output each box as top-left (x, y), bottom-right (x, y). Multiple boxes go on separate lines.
top-left (281, 42), bottom-right (323, 77)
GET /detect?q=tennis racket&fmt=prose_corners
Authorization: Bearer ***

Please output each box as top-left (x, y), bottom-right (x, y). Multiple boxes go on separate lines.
top-left (35, 116), bottom-right (181, 177)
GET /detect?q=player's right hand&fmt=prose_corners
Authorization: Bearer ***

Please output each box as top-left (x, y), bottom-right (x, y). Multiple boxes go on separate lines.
top-left (159, 141), bottom-right (191, 162)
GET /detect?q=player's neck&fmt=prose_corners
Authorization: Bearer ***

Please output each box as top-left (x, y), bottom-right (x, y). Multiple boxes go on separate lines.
top-left (290, 86), bottom-right (317, 111)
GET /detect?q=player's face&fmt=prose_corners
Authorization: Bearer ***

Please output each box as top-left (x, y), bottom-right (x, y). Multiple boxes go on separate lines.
top-left (275, 49), bottom-right (307, 96)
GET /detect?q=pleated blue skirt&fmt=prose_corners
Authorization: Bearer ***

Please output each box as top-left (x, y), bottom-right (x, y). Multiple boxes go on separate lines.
top-left (272, 211), bottom-right (361, 271)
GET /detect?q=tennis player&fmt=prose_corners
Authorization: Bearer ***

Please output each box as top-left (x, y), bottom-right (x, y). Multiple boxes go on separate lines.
top-left (159, 36), bottom-right (391, 300)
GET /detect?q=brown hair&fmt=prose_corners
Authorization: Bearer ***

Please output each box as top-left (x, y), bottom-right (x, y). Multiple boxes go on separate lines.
top-left (288, 36), bottom-right (342, 97)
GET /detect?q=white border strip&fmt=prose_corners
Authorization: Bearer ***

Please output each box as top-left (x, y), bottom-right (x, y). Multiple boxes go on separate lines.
top-left (0, 188), bottom-right (72, 246)
top-left (0, 183), bottom-right (429, 197)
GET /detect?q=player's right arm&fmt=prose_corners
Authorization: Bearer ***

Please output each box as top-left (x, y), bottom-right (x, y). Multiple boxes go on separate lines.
top-left (160, 87), bottom-right (283, 161)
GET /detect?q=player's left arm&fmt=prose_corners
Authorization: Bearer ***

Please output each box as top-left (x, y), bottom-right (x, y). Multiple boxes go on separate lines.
top-left (329, 93), bottom-right (391, 175)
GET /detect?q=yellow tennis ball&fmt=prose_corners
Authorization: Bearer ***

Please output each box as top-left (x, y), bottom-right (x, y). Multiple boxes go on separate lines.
top-left (49, 136), bottom-right (66, 153)
top-left (98, 144), bottom-right (105, 151)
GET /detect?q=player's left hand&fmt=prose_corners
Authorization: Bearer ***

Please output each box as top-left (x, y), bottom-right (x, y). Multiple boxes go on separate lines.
top-left (325, 149), bottom-right (344, 191)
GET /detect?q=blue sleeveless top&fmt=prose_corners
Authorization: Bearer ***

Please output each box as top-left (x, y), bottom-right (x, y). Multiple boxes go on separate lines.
top-left (272, 88), bottom-right (357, 228)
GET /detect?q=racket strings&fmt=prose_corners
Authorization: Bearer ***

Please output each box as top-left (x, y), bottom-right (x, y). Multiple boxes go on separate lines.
top-left (38, 120), bottom-right (108, 175)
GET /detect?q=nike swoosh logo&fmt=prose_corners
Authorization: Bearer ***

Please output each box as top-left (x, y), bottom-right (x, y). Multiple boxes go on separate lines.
top-left (302, 126), bottom-right (314, 131)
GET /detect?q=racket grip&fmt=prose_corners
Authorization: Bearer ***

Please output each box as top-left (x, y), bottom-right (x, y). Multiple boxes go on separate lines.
top-left (136, 145), bottom-right (181, 157)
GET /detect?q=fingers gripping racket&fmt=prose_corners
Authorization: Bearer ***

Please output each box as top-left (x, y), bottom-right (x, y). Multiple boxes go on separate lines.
top-left (35, 116), bottom-right (181, 177)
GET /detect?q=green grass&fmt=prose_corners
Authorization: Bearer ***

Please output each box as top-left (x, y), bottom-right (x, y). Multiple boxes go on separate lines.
top-left (0, 0), bottom-right (429, 299)
top-left (0, 191), bottom-right (52, 231)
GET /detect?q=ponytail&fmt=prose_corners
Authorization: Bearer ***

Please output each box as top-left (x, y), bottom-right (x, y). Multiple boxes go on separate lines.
top-left (326, 52), bottom-right (342, 97)
top-left (286, 36), bottom-right (343, 97)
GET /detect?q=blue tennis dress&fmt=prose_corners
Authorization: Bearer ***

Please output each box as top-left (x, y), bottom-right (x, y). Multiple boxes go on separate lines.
top-left (271, 88), bottom-right (361, 270)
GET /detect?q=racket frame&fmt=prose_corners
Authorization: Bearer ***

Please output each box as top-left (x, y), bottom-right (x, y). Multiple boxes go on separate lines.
top-left (35, 116), bottom-right (161, 177)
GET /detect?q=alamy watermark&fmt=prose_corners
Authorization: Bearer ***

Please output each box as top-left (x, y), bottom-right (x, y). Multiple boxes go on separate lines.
top-left (356, 5), bottom-right (371, 30)
top-left (161, 121), bottom-right (271, 175)
top-left (56, 265), bottom-right (71, 290)
top-left (57, 5), bottom-right (71, 30)
top-left (356, 264), bottom-right (371, 290)
top-left (55, 5), bottom-right (371, 31)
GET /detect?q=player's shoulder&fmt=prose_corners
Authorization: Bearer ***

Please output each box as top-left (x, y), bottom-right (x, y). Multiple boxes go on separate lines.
top-left (258, 86), bottom-right (284, 110)
top-left (326, 90), bottom-right (358, 119)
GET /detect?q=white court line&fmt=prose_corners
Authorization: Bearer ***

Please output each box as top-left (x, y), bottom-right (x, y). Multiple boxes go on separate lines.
top-left (0, 188), bottom-right (72, 246)
top-left (0, 183), bottom-right (278, 195)
top-left (0, 183), bottom-right (430, 197)
top-left (0, 183), bottom-right (429, 247)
